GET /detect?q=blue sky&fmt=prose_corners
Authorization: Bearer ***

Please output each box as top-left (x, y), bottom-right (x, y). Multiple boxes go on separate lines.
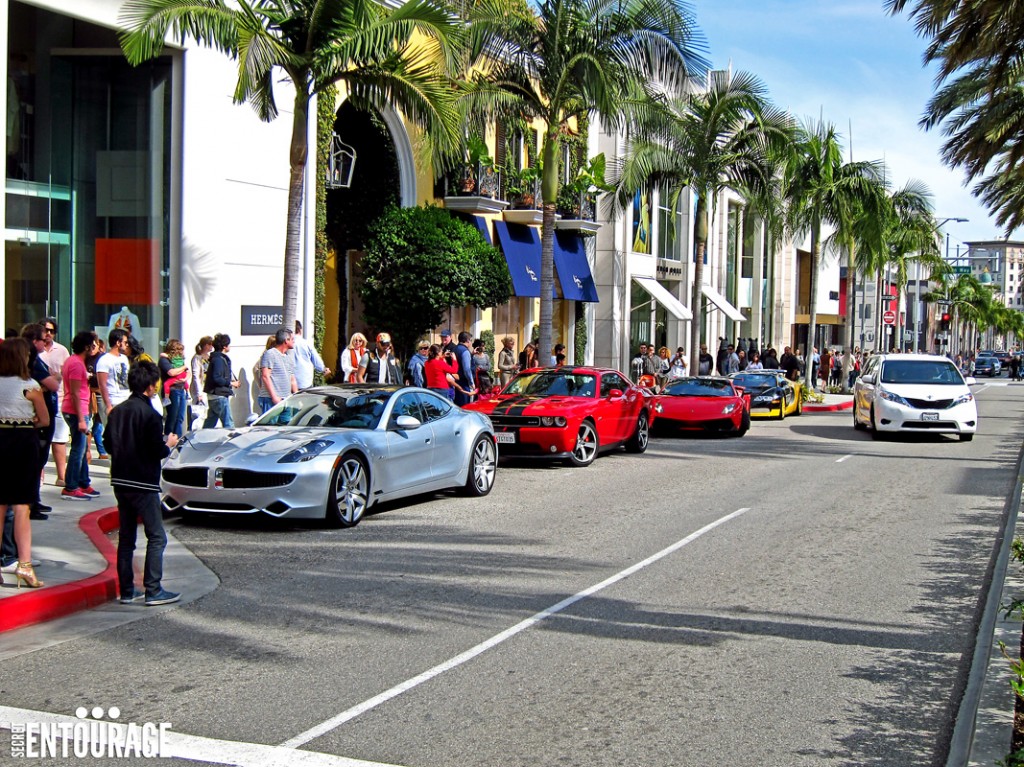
top-left (692, 0), bottom-right (1009, 249)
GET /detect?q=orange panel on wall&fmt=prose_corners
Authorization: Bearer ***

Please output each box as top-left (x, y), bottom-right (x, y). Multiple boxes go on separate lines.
top-left (94, 239), bottom-right (159, 305)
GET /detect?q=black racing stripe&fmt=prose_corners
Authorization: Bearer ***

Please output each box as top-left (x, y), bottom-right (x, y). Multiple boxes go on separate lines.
top-left (490, 395), bottom-right (542, 417)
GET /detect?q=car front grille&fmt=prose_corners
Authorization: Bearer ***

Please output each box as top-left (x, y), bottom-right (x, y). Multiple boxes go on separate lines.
top-left (162, 467), bottom-right (208, 487)
top-left (488, 415), bottom-right (541, 427)
top-left (904, 398), bottom-right (954, 410)
top-left (219, 470), bottom-right (296, 489)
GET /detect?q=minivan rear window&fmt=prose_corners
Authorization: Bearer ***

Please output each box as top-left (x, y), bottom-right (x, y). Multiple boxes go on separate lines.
top-left (879, 360), bottom-right (964, 385)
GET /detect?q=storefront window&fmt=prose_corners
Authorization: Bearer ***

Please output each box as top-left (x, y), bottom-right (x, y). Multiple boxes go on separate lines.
top-left (5, 2), bottom-right (171, 353)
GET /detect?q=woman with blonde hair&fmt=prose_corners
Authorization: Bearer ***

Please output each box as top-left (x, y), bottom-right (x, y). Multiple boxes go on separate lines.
top-left (340, 333), bottom-right (367, 383)
top-left (497, 336), bottom-right (517, 386)
top-left (656, 346), bottom-right (671, 389)
top-left (0, 338), bottom-right (49, 587)
top-left (159, 339), bottom-right (190, 437)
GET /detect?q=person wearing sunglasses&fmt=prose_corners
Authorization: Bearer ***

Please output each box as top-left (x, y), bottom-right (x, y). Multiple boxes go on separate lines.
top-left (340, 333), bottom-right (367, 383)
top-left (359, 332), bottom-right (402, 385)
top-left (37, 317), bottom-right (69, 487)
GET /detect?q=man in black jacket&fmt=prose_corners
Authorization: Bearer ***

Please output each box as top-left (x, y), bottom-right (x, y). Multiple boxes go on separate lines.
top-left (203, 333), bottom-right (239, 428)
top-left (107, 360), bottom-right (180, 606)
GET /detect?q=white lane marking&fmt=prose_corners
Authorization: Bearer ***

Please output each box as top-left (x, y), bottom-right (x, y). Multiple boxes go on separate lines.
top-left (836, 454), bottom-right (853, 463)
top-left (281, 507), bottom-right (753, 749)
top-left (0, 705), bottom-right (401, 767)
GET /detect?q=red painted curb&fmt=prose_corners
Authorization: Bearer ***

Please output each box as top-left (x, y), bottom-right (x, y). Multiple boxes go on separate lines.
top-left (0, 507), bottom-right (119, 634)
top-left (803, 401), bottom-right (854, 412)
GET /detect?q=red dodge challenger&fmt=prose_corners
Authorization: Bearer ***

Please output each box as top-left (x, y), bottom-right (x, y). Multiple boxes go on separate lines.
top-left (464, 366), bottom-right (654, 466)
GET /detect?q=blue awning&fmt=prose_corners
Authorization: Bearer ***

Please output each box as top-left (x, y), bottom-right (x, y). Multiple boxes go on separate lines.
top-left (452, 212), bottom-right (492, 244)
top-left (494, 221), bottom-right (547, 298)
top-left (553, 231), bottom-right (599, 303)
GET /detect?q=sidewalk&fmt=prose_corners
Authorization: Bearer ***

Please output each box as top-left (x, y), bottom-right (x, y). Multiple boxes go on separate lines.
top-left (0, 460), bottom-right (218, 645)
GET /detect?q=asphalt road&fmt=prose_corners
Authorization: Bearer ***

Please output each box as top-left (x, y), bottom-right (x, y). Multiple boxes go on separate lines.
top-left (1, 382), bottom-right (1021, 767)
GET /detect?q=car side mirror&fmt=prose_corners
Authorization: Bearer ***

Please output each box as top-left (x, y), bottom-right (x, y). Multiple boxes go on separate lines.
top-left (394, 415), bottom-right (422, 430)
top-left (608, 389), bottom-right (623, 399)
top-left (964, 376), bottom-right (977, 385)
top-left (860, 374), bottom-right (875, 384)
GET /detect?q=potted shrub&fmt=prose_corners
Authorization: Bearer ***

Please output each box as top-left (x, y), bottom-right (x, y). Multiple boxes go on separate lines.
top-left (504, 163), bottom-right (541, 208)
top-left (556, 153), bottom-right (613, 219)
top-left (457, 135), bottom-right (495, 196)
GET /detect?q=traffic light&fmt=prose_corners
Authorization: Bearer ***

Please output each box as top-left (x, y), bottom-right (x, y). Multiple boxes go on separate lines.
top-left (940, 311), bottom-right (952, 331)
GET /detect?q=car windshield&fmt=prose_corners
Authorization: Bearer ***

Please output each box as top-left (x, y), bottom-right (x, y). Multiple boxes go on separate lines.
top-left (254, 389), bottom-right (394, 428)
top-left (976, 357), bottom-right (996, 364)
top-left (731, 373), bottom-right (778, 389)
top-left (503, 370), bottom-right (597, 397)
top-left (879, 360), bottom-right (965, 385)
top-left (662, 378), bottom-right (735, 397)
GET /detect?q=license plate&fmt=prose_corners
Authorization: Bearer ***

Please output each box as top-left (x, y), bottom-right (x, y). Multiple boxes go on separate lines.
top-left (922, 412), bottom-right (939, 421)
top-left (494, 432), bottom-right (516, 444)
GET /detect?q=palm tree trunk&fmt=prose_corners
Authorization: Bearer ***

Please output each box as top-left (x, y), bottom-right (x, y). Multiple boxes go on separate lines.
top-left (842, 241), bottom-right (856, 392)
top-left (689, 196), bottom-right (709, 374)
top-left (874, 273), bottom-right (883, 351)
top-left (537, 131), bottom-right (560, 362)
top-left (805, 227), bottom-right (820, 385)
top-left (283, 89), bottom-right (310, 329)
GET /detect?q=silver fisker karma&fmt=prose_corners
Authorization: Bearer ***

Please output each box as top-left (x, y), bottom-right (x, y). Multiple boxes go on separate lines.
top-left (160, 385), bottom-right (498, 527)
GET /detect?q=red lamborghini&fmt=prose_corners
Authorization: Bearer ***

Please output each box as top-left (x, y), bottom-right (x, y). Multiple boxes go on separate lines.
top-left (463, 367), bottom-right (654, 466)
top-left (652, 377), bottom-right (750, 437)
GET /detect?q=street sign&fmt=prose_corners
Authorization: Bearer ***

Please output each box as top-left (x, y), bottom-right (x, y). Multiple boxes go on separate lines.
top-left (953, 266), bottom-right (971, 275)
top-left (883, 310), bottom-right (896, 325)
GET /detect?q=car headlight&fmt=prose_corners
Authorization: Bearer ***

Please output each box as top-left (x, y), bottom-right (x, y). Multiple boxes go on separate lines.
top-left (539, 416), bottom-right (567, 427)
top-left (722, 403), bottom-right (737, 415)
top-left (278, 439), bottom-right (333, 463)
top-left (952, 392), bottom-right (975, 406)
top-left (878, 389), bottom-right (910, 407)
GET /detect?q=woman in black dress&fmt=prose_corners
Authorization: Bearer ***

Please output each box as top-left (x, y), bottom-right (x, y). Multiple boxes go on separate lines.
top-left (0, 338), bottom-right (49, 587)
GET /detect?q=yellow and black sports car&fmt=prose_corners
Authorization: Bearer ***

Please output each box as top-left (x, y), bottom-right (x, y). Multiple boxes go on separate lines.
top-left (729, 370), bottom-right (802, 419)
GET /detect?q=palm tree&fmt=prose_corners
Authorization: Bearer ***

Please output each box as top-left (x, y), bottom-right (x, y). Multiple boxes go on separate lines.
top-left (119, 0), bottom-right (464, 327)
top-left (614, 70), bottom-right (794, 373)
top-left (823, 175), bottom-right (887, 388)
top-left (783, 120), bottom-right (885, 381)
top-left (470, 0), bottom-right (707, 361)
top-left (881, 182), bottom-right (939, 353)
top-left (887, 0), bottom-right (1024, 233)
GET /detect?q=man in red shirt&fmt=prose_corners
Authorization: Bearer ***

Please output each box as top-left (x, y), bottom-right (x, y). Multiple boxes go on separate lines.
top-left (61, 331), bottom-right (99, 501)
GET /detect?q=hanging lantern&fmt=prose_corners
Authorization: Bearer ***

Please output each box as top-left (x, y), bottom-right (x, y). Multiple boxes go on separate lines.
top-left (326, 132), bottom-right (356, 189)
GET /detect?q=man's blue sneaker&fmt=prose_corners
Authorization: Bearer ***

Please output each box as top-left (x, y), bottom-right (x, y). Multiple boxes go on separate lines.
top-left (119, 589), bottom-right (144, 604)
top-left (145, 590), bottom-right (180, 606)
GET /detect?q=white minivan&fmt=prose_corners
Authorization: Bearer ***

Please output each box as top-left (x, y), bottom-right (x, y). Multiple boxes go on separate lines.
top-left (853, 354), bottom-right (978, 441)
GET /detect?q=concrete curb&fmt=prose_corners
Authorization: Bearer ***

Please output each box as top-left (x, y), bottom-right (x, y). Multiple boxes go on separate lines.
top-left (0, 508), bottom-right (119, 634)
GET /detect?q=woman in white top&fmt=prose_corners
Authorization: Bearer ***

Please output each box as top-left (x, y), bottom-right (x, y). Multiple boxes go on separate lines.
top-left (189, 336), bottom-right (214, 427)
top-left (340, 333), bottom-right (367, 383)
top-left (0, 338), bottom-right (49, 588)
top-left (746, 351), bottom-right (764, 370)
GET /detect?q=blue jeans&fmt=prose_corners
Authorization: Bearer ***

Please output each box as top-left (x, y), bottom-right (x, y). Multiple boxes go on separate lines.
top-left (257, 396), bottom-right (274, 415)
top-left (64, 412), bottom-right (91, 492)
top-left (91, 415), bottom-right (106, 456)
top-left (115, 489), bottom-right (166, 598)
top-left (164, 387), bottom-right (187, 437)
top-left (204, 395), bottom-right (234, 428)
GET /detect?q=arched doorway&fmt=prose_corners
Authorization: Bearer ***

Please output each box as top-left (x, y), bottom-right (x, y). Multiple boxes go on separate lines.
top-left (325, 101), bottom-right (406, 368)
